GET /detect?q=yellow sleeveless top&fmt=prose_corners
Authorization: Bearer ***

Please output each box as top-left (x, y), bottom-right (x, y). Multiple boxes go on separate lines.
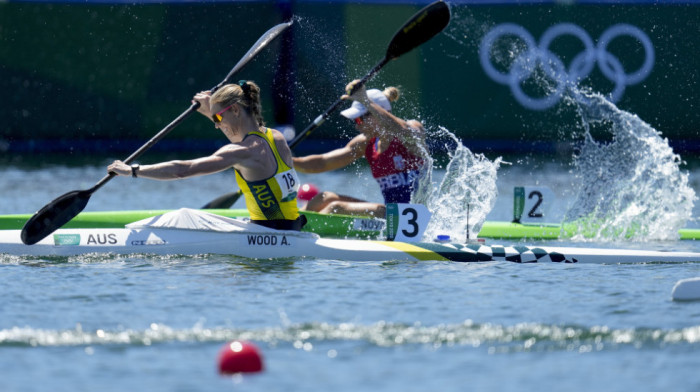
top-left (235, 128), bottom-right (300, 221)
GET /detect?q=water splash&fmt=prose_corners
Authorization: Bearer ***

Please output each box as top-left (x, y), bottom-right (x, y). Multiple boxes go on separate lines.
top-left (452, 16), bottom-right (694, 241)
top-left (413, 127), bottom-right (501, 241)
top-left (562, 89), bottom-right (696, 241)
top-left (492, 58), bottom-right (698, 241)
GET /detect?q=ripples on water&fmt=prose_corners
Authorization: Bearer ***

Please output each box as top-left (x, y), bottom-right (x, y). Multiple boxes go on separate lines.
top-left (3, 253), bottom-right (700, 391)
top-left (4, 320), bottom-right (700, 353)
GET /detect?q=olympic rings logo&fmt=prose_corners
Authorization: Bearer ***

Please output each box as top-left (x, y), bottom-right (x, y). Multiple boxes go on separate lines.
top-left (479, 23), bottom-right (655, 110)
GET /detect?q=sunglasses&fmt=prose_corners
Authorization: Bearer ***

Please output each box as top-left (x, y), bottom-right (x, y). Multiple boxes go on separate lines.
top-left (212, 104), bottom-right (234, 123)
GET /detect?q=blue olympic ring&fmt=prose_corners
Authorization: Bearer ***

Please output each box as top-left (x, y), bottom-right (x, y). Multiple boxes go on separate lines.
top-left (479, 23), bottom-right (655, 110)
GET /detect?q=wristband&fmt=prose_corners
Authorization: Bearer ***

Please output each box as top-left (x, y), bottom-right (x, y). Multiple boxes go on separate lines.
top-left (131, 164), bottom-right (140, 178)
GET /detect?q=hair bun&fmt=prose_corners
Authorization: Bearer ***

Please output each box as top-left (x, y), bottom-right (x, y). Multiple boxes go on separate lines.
top-left (238, 80), bottom-right (252, 97)
top-left (383, 86), bottom-right (400, 102)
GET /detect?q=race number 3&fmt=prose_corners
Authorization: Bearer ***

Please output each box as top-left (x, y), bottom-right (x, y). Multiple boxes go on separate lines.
top-left (513, 186), bottom-right (554, 224)
top-left (385, 203), bottom-right (431, 242)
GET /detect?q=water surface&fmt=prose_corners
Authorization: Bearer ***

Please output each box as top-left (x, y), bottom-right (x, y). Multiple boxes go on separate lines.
top-left (2, 157), bottom-right (700, 392)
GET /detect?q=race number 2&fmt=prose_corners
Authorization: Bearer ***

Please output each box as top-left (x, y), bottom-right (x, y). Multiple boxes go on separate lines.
top-left (385, 203), bottom-right (431, 242)
top-left (513, 186), bottom-right (554, 224)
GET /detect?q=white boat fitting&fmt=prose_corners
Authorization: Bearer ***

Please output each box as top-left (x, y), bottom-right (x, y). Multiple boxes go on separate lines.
top-left (672, 277), bottom-right (700, 301)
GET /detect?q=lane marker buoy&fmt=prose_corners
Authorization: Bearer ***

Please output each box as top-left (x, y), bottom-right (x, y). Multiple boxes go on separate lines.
top-left (218, 340), bottom-right (264, 374)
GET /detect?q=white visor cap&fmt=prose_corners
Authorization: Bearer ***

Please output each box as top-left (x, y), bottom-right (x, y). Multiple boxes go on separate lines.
top-left (340, 89), bottom-right (392, 120)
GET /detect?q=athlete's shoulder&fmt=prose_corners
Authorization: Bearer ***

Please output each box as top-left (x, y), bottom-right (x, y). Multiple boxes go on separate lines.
top-left (214, 142), bottom-right (252, 159)
top-left (268, 127), bottom-right (288, 142)
top-left (347, 133), bottom-right (369, 146)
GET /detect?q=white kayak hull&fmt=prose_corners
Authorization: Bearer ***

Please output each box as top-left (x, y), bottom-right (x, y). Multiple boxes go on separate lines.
top-left (2, 227), bottom-right (700, 264)
top-left (5, 209), bottom-right (699, 264)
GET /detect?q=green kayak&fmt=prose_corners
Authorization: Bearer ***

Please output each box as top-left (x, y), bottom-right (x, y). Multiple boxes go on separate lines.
top-left (1, 209), bottom-right (698, 240)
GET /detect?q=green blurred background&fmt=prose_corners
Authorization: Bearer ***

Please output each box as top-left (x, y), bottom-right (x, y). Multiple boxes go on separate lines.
top-left (1, 1), bottom-right (698, 155)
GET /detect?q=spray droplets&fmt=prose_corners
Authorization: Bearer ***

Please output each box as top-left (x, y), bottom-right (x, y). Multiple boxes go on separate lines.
top-left (563, 89), bottom-right (696, 241)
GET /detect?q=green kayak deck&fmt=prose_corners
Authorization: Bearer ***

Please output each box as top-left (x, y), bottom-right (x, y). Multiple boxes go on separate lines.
top-left (1, 209), bottom-right (698, 240)
top-left (0, 209), bottom-right (384, 240)
top-left (479, 221), bottom-right (700, 241)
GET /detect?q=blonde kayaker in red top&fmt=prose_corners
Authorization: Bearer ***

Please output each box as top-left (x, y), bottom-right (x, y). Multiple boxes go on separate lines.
top-left (293, 79), bottom-right (426, 218)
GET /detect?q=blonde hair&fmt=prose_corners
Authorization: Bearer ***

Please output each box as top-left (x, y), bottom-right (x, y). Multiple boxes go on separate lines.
top-left (383, 86), bottom-right (400, 103)
top-left (211, 81), bottom-right (265, 127)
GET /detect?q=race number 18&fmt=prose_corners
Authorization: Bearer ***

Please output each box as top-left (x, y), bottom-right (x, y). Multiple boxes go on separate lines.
top-left (385, 203), bottom-right (431, 242)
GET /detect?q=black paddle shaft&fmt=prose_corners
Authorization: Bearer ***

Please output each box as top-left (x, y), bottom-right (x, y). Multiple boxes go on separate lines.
top-left (21, 20), bottom-right (293, 245)
top-left (288, 0), bottom-right (450, 149)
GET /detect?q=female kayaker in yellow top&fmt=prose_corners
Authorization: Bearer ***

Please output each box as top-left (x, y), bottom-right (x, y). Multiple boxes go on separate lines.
top-left (107, 80), bottom-right (306, 231)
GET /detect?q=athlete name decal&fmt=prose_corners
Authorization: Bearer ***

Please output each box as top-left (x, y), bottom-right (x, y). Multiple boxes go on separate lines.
top-left (131, 239), bottom-right (167, 246)
top-left (247, 235), bottom-right (290, 246)
top-left (353, 218), bottom-right (386, 232)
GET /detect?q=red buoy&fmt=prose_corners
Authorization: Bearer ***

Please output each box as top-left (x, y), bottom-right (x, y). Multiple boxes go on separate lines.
top-left (217, 340), bottom-right (264, 374)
